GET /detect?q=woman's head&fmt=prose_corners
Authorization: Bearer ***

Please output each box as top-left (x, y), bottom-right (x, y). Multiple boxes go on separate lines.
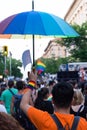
top-left (72, 89), bottom-right (84, 105)
top-left (38, 87), bottom-right (49, 99)
top-left (0, 112), bottom-right (24, 130)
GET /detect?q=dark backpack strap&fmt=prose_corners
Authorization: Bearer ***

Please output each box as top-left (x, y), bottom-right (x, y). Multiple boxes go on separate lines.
top-left (50, 114), bottom-right (63, 129)
top-left (9, 89), bottom-right (15, 96)
top-left (71, 116), bottom-right (80, 130)
top-left (76, 105), bottom-right (84, 116)
top-left (51, 114), bottom-right (80, 130)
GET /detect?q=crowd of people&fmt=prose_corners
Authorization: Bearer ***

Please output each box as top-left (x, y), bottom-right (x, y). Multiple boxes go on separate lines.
top-left (0, 68), bottom-right (87, 130)
top-left (78, 67), bottom-right (87, 82)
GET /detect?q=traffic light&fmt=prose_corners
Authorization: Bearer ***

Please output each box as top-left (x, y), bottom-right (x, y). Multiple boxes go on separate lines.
top-left (3, 46), bottom-right (8, 56)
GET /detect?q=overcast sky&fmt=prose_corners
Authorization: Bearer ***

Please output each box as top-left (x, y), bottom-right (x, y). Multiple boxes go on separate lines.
top-left (0, 0), bottom-right (74, 20)
top-left (0, 0), bottom-right (74, 59)
top-left (0, 0), bottom-right (74, 77)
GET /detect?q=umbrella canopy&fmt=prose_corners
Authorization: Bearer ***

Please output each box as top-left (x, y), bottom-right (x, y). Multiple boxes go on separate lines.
top-left (0, 34), bottom-right (11, 39)
top-left (0, 10), bottom-right (79, 36)
top-left (0, 10), bottom-right (79, 65)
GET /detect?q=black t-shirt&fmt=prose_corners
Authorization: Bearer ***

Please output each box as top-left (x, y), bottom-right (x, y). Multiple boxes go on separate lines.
top-left (34, 100), bottom-right (54, 114)
top-left (70, 105), bottom-right (87, 120)
top-left (84, 95), bottom-right (87, 106)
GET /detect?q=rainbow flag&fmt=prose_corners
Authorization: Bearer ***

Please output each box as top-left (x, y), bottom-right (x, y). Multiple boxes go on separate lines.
top-left (47, 94), bottom-right (52, 101)
top-left (36, 60), bottom-right (46, 74)
top-left (27, 80), bottom-right (36, 90)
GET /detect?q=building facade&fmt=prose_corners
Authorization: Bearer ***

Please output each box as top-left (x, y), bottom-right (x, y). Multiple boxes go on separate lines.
top-left (42, 0), bottom-right (87, 59)
top-left (64, 0), bottom-right (87, 25)
top-left (42, 39), bottom-right (67, 59)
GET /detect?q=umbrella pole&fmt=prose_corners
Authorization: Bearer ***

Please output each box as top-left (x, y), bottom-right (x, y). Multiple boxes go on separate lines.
top-left (32, 0), bottom-right (34, 10)
top-left (32, 34), bottom-right (35, 66)
top-left (32, 0), bottom-right (35, 66)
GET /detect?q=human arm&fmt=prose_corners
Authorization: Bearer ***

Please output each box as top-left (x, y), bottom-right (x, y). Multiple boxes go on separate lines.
top-left (0, 92), bottom-right (5, 105)
top-left (10, 96), bottom-right (15, 115)
top-left (20, 89), bottom-right (33, 115)
top-left (20, 69), bottom-right (37, 115)
top-left (28, 69), bottom-right (37, 82)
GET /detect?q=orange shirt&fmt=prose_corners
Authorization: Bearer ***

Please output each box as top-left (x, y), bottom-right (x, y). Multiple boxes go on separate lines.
top-left (27, 107), bottom-right (87, 130)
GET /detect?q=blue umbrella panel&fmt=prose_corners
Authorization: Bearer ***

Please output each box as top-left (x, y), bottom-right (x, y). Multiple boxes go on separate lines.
top-left (0, 10), bottom-right (80, 64)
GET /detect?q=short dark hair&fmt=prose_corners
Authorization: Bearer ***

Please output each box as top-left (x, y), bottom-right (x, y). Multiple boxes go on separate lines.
top-left (16, 80), bottom-right (24, 91)
top-left (49, 80), bottom-right (55, 86)
top-left (8, 80), bottom-right (14, 88)
top-left (52, 82), bottom-right (74, 108)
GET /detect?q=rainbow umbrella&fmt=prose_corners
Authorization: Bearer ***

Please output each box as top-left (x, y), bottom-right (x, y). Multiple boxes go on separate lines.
top-left (0, 2), bottom-right (79, 65)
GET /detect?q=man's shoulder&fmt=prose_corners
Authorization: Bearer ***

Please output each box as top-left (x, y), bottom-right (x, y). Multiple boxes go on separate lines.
top-left (78, 117), bottom-right (87, 128)
top-left (1, 89), bottom-right (8, 95)
top-left (11, 88), bottom-right (18, 93)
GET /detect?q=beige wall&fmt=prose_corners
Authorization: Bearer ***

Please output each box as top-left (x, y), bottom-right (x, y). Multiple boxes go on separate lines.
top-left (64, 0), bottom-right (87, 25)
top-left (42, 41), bottom-right (66, 59)
top-left (42, 0), bottom-right (87, 59)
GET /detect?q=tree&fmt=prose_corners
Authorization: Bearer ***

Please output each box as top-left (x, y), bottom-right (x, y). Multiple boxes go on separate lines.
top-left (0, 55), bottom-right (23, 78)
top-left (7, 58), bottom-right (23, 78)
top-left (57, 22), bottom-right (87, 61)
top-left (40, 57), bottom-right (69, 73)
top-left (0, 54), bottom-right (4, 75)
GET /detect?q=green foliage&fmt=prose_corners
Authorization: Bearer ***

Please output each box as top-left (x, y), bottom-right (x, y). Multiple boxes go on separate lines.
top-left (57, 22), bottom-right (87, 61)
top-left (39, 22), bottom-right (87, 73)
top-left (40, 58), bottom-right (56, 73)
top-left (9, 58), bottom-right (23, 78)
top-left (40, 57), bottom-right (69, 73)
top-left (0, 55), bottom-right (23, 78)
top-left (0, 55), bottom-right (4, 75)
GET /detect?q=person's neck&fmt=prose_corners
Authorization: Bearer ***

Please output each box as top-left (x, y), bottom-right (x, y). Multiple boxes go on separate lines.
top-left (54, 106), bottom-right (70, 114)
top-left (18, 90), bottom-right (23, 94)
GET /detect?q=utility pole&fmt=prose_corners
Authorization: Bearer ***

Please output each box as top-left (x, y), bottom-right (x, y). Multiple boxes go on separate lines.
top-left (3, 46), bottom-right (8, 76)
top-left (9, 51), bottom-right (12, 76)
top-left (4, 55), bottom-right (7, 74)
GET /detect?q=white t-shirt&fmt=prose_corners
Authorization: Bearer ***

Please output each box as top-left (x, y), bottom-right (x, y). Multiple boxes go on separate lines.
top-left (0, 104), bottom-right (7, 113)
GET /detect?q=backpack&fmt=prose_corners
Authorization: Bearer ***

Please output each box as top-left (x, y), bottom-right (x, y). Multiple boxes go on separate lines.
top-left (76, 105), bottom-right (84, 116)
top-left (50, 114), bottom-right (80, 130)
top-left (9, 89), bottom-right (37, 130)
